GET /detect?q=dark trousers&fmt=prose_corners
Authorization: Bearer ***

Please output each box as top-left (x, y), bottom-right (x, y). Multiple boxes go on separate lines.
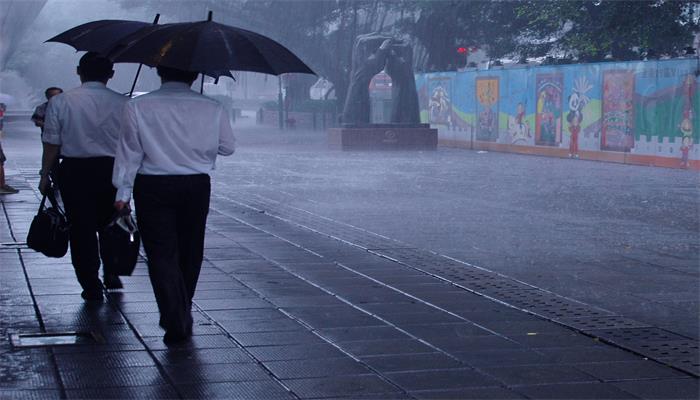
top-left (57, 157), bottom-right (117, 291)
top-left (133, 173), bottom-right (210, 335)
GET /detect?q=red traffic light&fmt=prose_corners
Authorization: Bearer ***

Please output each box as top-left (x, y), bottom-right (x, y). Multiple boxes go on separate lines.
top-left (457, 47), bottom-right (467, 54)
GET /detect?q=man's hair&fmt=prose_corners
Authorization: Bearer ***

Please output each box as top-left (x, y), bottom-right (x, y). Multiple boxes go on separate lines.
top-left (45, 87), bottom-right (62, 98)
top-left (78, 52), bottom-right (114, 82)
top-left (157, 65), bottom-right (199, 83)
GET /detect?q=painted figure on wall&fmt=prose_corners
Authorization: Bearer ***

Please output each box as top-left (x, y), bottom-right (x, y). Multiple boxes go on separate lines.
top-left (476, 77), bottom-right (499, 141)
top-left (508, 102), bottom-right (531, 144)
top-left (535, 74), bottom-right (563, 146)
top-left (566, 76), bottom-right (593, 157)
top-left (429, 84), bottom-right (451, 126)
top-left (602, 70), bottom-right (635, 152)
top-left (678, 74), bottom-right (695, 168)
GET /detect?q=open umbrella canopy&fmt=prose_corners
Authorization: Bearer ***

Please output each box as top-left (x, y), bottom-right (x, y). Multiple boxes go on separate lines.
top-left (106, 18), bottom-right (315, 78)
top-left (46, 19), bottom-right (154, 54)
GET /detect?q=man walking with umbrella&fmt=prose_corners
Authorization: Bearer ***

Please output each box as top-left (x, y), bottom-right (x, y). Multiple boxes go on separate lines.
top-left (40, 52), bottom-right (127, 299)
top-left (112, 65), bottom-right (236, 344)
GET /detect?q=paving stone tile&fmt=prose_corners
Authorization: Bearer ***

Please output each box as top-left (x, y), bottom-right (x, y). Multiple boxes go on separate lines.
top-left (143, 334), bottom-right (239, 351)
top-left (0, 389), bottom-right (62, 400)
top-left (246, 343), bottom-right (347, 361)
top-left (428, 335), bottom-right (523, 352)
top-left (55, 351), bottom-right (155, 370)
top-left (64, 385), bottom-right (178, 399)
top-left (151, 348), bottom-right (252, 365)
top-left (163, 362), bottom-right (270, 383)
top-left (263, 358), bottom-right (371, 379)
top-left (177, 380), bottom-right (294, 399)
top-left (360, 352), bottom-right (463, 373)
top-left (537, 345), bottom-right (645, 363)
top-left (508, 332), bottom-right (602, 348)
top-left (193, 289), bottom-right (259, 300)
top-left (453, 348), bottom-right (555, 367)
top-left (572, 360), bottom-right (689, 381)
top-left (385, 368), bottom-right (499, 391)
top-left (231, 330), bottom-right (325, 346)
top-left (611, 378), bottom-right (699, 399)
top-left (267, 295), bottom-right (346, 307)
top-left (401, 323), bottom-right (493, 339)
top-left (195, 298), bottom-right (273, 310)
top-left (411, 387), bottom-right (526, 399)
top-left (282, 375), bottom-right (402, 399)
top-left (480, 365), bottom-right (598, 385)
top-left (218, 317), bottom-right (303, 333)
top-left (59, 366), bottom-right (167, 389)
top-left (513, 382), bottom-right (638, 399)
top-left (478, 319), bottom-right (576, 335)
top-left (205, 308), bottom-right (283, 321)
top-left (318, 326), bottom-right (411, 342)
top-left (381, 312), bottom-right (465, 326)
top-left (337, 339), bottom-right (436, 357)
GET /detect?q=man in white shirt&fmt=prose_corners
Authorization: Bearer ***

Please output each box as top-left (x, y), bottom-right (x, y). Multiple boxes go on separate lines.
top-left (113, 65), bottom-right (235, 345)
top-left (40, 52), bottom-right (127, 301)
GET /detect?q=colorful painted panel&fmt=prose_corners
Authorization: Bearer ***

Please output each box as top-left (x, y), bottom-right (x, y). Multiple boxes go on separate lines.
top-left (535, 73), bottom-right (563, 146)
top-left (476, 77), bottom-right (499, 142)
top-left (563, 66), bottom-right (601, 155)
top-left (428, 76), bottom-right (452, 127)
top-left (602, 70), bottom-right (635, 152)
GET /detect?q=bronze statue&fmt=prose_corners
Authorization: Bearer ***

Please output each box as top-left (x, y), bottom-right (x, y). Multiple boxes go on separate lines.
top-left (341, 34), bottom-right (420, 126)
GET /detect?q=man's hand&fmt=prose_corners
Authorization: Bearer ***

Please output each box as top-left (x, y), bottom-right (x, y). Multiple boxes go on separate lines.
top-left (38, 175), bottom-right (50, 195)
top-left (114, 200), bottom-right (129, 211)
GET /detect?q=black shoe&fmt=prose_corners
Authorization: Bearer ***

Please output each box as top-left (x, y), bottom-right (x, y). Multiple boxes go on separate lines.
top-left (81, 289), bottom-right (104, 301)
top-left (103, 274), bottom-right (123, 289)
top-left (163, 331), bottom-right (191, 346)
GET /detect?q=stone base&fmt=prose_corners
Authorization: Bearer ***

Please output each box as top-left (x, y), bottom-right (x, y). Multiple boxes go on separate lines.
top-left (328, 124), bottom-right (437, 150)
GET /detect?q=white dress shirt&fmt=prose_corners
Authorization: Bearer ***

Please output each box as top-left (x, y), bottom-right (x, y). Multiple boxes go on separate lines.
top-left (43, 82), bottom-right (127, 157)
top-left (112, 81), bottom-right (236, 202)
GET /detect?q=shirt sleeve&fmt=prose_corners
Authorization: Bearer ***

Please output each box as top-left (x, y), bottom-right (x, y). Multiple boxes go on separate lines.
top-left (42, 98), bottom-right (62, 145)
top-left (217, 107), bottom-right (236, 156)
top-left (112, 101), bottom-right (143, 202)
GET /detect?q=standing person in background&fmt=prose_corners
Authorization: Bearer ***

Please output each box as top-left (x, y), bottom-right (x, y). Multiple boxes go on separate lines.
top-left (32, 87), bottom-right (64, 136)
top-left (112, 65), bottom-right (236, 345)
top-left (0, 102), bottom-right (19, 194)
top-left (40, 52), bottom-right (127, 300)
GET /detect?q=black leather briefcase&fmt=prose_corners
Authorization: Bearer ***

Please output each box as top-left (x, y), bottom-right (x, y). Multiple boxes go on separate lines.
top-left (101, 208), bottom-right (140, 276)
top-left (26, 190), bottom-right (70, 258)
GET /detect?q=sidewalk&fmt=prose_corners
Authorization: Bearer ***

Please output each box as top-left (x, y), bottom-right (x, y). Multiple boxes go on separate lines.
top-left (0, 121), bottom-right (698, 399)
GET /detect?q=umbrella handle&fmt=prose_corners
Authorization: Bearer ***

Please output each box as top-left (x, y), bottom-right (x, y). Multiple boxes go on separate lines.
top-left (128, 14), bottom-right (161, 98)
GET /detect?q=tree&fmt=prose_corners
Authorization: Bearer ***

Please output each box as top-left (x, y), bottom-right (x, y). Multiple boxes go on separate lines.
top-left (513, 0), bottom-right (699, 62)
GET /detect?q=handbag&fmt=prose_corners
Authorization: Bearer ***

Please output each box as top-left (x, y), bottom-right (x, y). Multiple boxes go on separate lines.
top-left (101, 208), bottom-right (140, 276)
top-left (26, 189), bottom-right (70, 258)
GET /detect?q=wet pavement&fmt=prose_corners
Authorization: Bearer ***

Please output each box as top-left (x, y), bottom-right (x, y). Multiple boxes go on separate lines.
top-left (0, 118), bottom-right (698, 399)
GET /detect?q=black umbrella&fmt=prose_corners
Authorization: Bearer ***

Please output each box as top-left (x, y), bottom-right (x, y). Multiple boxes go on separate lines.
top-left (106, 12), bottom-right (315, 78)
top-left (46, 16), bottom-right (161, 97)
top-left (46, 19), bottom-right (154, 54)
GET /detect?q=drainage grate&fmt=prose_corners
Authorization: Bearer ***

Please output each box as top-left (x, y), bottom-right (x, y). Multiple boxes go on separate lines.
top-left (558, 316), bottom-right (651, 331)
top-left (460, 279), bottom-right (536, 293)
top-left (628, 340), bottom-right (699, 360)
top-left (592, 327), bottom-right (693, 344)
top-left (10, 332), bottom-right (102, 348)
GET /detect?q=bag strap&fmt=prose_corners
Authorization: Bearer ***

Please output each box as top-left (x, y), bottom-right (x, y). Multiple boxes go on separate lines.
top-left (45, 187), bottom-right (66, 216)
top-left (38, 193), bottom-right (48, 211)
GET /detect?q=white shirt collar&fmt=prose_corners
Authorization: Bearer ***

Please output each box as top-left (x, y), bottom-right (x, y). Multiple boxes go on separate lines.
top-left (81, 81), bottom-right (107, 89)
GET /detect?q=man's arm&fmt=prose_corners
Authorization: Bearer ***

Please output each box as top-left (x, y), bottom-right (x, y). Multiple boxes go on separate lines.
top-left (39, 99), bottom-right (62, 194)
top-left (112, 102), bottom-right (143, 210)
top-left (39, 143), bottom-right (60, 195)
top-left (217, 107), bottom-right (236, 156)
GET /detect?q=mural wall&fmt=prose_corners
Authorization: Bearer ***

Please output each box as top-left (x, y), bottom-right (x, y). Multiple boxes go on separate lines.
top-left (416, 59), bottom-right (699, 169)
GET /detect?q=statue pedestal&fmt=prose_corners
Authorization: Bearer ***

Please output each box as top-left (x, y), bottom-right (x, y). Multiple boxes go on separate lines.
top-left (328, 124), bottom-right (437, 150)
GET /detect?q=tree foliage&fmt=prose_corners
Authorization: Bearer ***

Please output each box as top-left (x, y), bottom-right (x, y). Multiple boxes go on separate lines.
top-left (116, 0), bottom-right (699, 99)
